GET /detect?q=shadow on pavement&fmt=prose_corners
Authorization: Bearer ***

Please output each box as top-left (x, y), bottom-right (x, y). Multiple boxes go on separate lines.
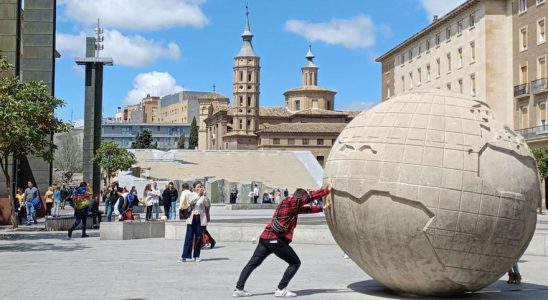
top-left (0, 242), bottom-right (90, 252)
top-left (199, 257), bottom-right (230, 262)
top-left (348, 280), bottom-right (548, 299)
top-left (293, 288), bottom-right (356, 296)
top-left (0, 231), bottom-right (99, 241)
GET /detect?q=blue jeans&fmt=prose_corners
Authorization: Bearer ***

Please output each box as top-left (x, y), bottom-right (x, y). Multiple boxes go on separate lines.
top-left (170, 201), bottom-right (177, 220)
top-left (25, 201), bottom-right (36, 224)
top-left (153, 202), bottom-right (160, 219)
top-left (182, 215), bottom-right (203, 259)
top-left (106, 202), bottom-right (114, 222)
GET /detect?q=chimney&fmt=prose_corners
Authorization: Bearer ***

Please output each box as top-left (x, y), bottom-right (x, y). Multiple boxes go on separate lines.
top-left (433, 15), bottom-right (439, 22)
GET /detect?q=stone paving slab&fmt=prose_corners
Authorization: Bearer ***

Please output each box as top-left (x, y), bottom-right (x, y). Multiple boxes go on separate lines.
top-left (1, 232), bottom-right (548, 299)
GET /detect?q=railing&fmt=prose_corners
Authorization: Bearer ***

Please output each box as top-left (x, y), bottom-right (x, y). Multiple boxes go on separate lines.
top-left (517, 125), bottom-right (548, 139)
top-left (514, 83), bottom-right (529, 97)
top-left (531, 78), bottom-right (548, 94)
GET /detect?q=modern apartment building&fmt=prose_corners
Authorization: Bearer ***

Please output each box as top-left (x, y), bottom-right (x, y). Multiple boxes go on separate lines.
top-left (101, 121), bottom-right (190, 149)
top-left (376, 0), bottom-right (514, 127)
top-left (513, 0), bottom-right (548, 147)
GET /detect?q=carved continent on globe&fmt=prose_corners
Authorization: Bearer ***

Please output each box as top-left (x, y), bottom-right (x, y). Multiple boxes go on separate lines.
top-left (324, 90), bottom-right (539, 296)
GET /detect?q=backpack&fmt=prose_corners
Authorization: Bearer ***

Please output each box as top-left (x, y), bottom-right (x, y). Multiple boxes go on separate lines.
top-left (127, 193), bottom-right (138, 206)
top-left (31, 197), bottom-right (41, 210)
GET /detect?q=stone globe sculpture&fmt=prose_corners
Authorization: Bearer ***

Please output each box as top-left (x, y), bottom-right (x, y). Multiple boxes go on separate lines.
top-left (324, 90), bottom-right (539, 296)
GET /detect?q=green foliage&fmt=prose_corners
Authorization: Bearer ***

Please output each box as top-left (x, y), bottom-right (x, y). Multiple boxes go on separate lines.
top-left (92, 142), bottom-right (136, 179)
top-left (131, 129), bottom-right (157, 149)
top-left (532, 147), bottom-right (548, 179)
top-left (189, 116), bottom-right (198, 150)
top-left (0, 55), bottom-right (72, 183)
top-left (177, 135), bottom-right (186, 149)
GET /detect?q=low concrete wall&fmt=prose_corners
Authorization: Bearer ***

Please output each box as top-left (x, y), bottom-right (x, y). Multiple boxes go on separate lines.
top-left (225, 204), bottom-right (278, 210)
top-left (45, 216), bottom-right (95, 231)
top-left (100, 221), bottom-right (165, 240)
top-left (525, 233), bottom-right (548, 256)
top-left (165, 222), bottom-right (336, 245)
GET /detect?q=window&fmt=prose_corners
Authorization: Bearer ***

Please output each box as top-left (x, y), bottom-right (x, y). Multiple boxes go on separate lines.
top-left (447, 53), bottom-right (452, 72)
top-left (538, 56), bottom-right (547, 79)
top-left (312, 99), bottom-right (319, 109)
top-left (408, 49), bottom-right (413, 61)
top-left (327, 100), bottom-right (331, 109)
top-left (458, 48), bottom-right (463, 68)
top-left (302, 138), bottom-right (309, 145)
top-left (400, 54), bottom-right (405, 65)
top-left (317, 139), bottom-right (324, 145)
top-left (436, 58), bottom-right (441, 77)
top-left (446, 82), bottom-right (451, 91)
top-left (520, 105), bottom-right (529, 129)
top-left (401, 76), bottom-right (405, 92)
top-left (470, 41), bottom-right (476, 62)
top-left (239, 71), bottom-right (243, 81)
top-left (520, 63), bottom-right (528, 84)
top-left (418, 44), bottom-right (422, 56)
top-left (239, 96), bottom-right (243, 106)
top-left (426, 39), bottom-right (431, 51)
top-left (435, 33), bottom-right (441, 46)
top-left (519, 0), bottom-right (527, 13)
top-left (239, 119), bottom-right (243, 130)
top-left (426, 64), bottom-right (431, 82)
top-left (469, 13), bottom-right (475, 27)
top-left (409, 72), bottom-right (413, 89)
top-left (295, 100), bottom-right (301, 111)
top-left (470, 74), bottom-right (476, 96)
top-left (520, 26), bottom-right (528, 51)
top-left (273, 138), bottom-right (280, 145)
top-left (247, 119), bottom-right (251, 128)
top-left (247, 96), bottom-right (252, 106)
top-left (446, 27), bottom-right (451, 40)
top-left (540, 102), bottom-right (547, 125)
top-left (458, 78), bottom-right (463, 94)
top-left (538, 18), bottom-right (546, 44)
top-left (457, 20), bottom-right (463, 34)
top-left (248, 71), bottom-right (252, 82)
top-left (417, 68), bottom-right (422, 86)
top-left (288, 138), bottom-right (295, 145)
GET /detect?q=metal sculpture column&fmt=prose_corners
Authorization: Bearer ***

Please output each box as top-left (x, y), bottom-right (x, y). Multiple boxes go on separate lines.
top-left (75, 22), bottom-right (113, 197)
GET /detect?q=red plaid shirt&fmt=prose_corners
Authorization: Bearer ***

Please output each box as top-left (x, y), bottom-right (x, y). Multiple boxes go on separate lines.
top-left (260, 188), bottom-right (329, 243)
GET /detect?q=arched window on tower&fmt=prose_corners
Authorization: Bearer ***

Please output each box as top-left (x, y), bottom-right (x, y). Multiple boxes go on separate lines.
top-left (248, 71), bottom-right (252, 82)
top-left (239, 96), bottom-right (243, 106)
top-left (247, 96), bottom-right (252, 107)
top-left (239, 71), bottom-right (243, 81)
top-left (295, 100), bottom-right (301, 111)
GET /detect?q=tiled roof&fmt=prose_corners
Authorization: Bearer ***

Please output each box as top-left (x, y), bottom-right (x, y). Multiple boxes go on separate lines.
top-left (257, 122), bottom-right (347, 134)
top-left (291, 108), bottom-right (348, 116)
top-left (198, 92), bottom-right (229, 100)
top-left (259, 107), bottom-right (293, 117)
top-left (284, 86), bottom-right (336, 93)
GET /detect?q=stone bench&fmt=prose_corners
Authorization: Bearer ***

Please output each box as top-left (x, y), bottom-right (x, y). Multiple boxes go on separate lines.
top-left (164, 221), bottom-right (336, 245)
top-left (225, 203), bottom-right (278, 210)
top-left (100, 221), bottom-right (165, 240)
top-left (45, 216), bottom-right (95, 231)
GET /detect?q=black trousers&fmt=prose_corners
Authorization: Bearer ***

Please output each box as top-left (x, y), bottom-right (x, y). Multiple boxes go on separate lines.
top-left (164, 204), bottom-right (171, 218)
top-left (236, 238), bottom-right (301, 290)
top-left (70, 208), bottom-right (88, 236)
top-left (146, 206), bottom-right (153, 220)
top-left (253, 196), bottom-right (259, 204)
top-left (46, 203), bottom-right (53, 216)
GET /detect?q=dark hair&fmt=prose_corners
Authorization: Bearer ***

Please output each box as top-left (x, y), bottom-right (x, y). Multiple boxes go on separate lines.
top-left (182, 183), bottom-right (189, 190)
top-left (293, 188), bottom-right (309, 201)
top-left (193, 180), bottom-right (202, 188)
top-left (117, 187), bottom-right (124, 193)
top-left (80, 182), bottom-right (87, 187)
top-left (168, 181), bottom-right (174, 185)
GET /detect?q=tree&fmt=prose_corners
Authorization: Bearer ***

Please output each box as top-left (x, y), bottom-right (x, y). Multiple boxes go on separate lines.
top-left (53, 131), bottom-right (83, 184)
top-left (532, 147), bottom-right (548, 213)
top-left (92, 142), bottom-right (136, 186)
top-left (0, 56), bottom-right (72, 227)
top-left (189, 116), bottom-right (198, 150)
top-left (131, 129), bottom-right (157, 149)
top-left (177, 135), bottom-right (186, 149)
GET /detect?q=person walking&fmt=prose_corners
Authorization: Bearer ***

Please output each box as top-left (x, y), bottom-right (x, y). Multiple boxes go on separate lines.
top-left (52, 185), bottom-right (62, 217)
top-left (162, 182), bottom-right (178, 220)
top-left (152, 182), bottom-right (161, 219)
top-left (232, 182), bottom-right (332, 298)
top-left (68, 182), bottom-right (92, 239)
top-left (16, 188), bottom-right (25, 225)
top-left (24, 180), bottom-right (39, 225)
top-left (44, 186), bottom-right (54, 217)
top-left (105, 181), bottom-right (119, 222)
top-left (179, 183), bottom-right (192, 219)
top-left (253, 184), bottom-right (259, 204)
top-left (178, 181), bottom-right (209, 262)
top-left (202, 198), bottom-right (216, 249)
top-left (507, 263), bottom-right (522, 284)
top-left (144, 184), bottom-right (155, 221)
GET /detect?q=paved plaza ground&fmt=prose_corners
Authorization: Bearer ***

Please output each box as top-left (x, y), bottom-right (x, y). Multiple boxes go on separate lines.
top-left (1, 229), bottom-right (548, 300)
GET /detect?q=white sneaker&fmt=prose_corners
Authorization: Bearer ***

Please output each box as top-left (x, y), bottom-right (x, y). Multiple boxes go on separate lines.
top-left (275, 289), bottom-right (297, 297)
top-left (232, 289), bottom-right (252, 297)
top-left (177, 258), bottom-right (194, 263)
top-left (195, 257), bottom-right (201, 262)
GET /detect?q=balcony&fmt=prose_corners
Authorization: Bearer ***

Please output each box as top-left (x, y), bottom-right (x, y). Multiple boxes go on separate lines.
top-left (531, 78), bottom-right (548, 94)
top-left (514, 83), bottom-right (530, 97)
top-left (517, 125), bottom-right (548, 140)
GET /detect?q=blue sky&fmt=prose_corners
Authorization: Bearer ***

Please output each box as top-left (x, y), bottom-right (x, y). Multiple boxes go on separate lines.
top-left (54, 0), bottom-right (465, 124)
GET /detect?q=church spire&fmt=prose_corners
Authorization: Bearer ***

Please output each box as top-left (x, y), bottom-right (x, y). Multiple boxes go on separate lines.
top-left (304, 42), bottom-right (317, 67)
top-left (237, 4), bottom-right (257, 57)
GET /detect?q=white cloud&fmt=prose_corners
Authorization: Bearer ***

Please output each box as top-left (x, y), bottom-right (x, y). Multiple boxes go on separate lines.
top-left (124, 71), bottom-right (184, 105)
top-left (58, 0), bottom-right (208, 31)
top-left (56, 29), bottom-right (181, 67)
top-left (340, 100), bottom-right (379, 111)
top-left (285, 14), bottom-right (375, 49)
top-left (420, 0), bottom-right (467, 20)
